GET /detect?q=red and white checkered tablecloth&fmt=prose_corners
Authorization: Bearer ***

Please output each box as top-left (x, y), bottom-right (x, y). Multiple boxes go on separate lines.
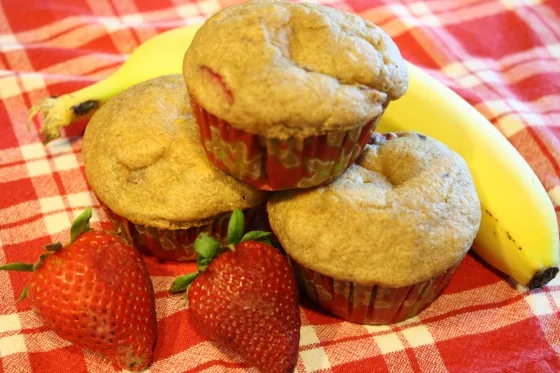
top-left (1, 0), bottom-right (559, 372)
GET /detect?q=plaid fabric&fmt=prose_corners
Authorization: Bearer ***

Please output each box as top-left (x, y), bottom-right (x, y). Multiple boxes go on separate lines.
top-left (1, 0), bottom-right (559, 372)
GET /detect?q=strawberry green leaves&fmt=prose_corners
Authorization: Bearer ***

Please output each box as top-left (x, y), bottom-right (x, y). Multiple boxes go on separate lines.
top-left (70, 207), bottom-right (92, 242)
top-left (169, 209), bottom-right (277, 295)
top-left (227, 209), bottom-right (244, 245)
top-left (240, 231), bottom-right (271, 243)
top-left (0, 263), bottom-right (34, 271)
top-left (195, 233), bottom-right (220, 272)
top-left (0, 207), bottom-right (94, 277)
top-left (170, 273), bottom-right (199, 293)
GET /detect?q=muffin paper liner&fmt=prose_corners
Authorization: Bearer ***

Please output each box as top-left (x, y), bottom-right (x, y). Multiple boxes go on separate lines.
top-left (191, 97), bottom-right (383, 191)
top-left (101, 203), bottom-right (266, 262)
top-left (290, 259), bottom-right (462, 325)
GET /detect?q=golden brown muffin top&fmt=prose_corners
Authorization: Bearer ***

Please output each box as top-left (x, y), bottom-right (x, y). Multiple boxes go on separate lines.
top-left (83, 75), bottom-right (267, 229)
top-left (183, 0), bottom-right (408, 139)
top-left (267, 132), bottom-right (481, 288)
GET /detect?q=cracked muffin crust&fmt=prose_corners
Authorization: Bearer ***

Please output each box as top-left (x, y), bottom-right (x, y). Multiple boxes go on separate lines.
top-left (82, 75), bottom-right (267, 261)
top-left (268, 132), bottom-right (481, 288)
top-left (184, 0), bottom-right (408, 138)
top-left (183, 0), bottom-right (408, 190)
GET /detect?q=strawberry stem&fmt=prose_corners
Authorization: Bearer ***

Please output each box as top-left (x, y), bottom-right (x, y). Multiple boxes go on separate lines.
top-left (45, 242), bottom-right (62, 251)
top-left (70, 207), bottom-right (92, 242)
top-left (16, 287), bottom-right (28, 303)
top-left (170, 209), bottom-right (278, 295)
top-left (240, 231), bottom-right (271, 243)
top-left (227, 209), bottom-right (244, 245)
top-left (0, 263), bottom-right (34, 272)
top-left (195, 233), bottom-right (220, 272)
top-left (170, 273), bottom-right (199, 293)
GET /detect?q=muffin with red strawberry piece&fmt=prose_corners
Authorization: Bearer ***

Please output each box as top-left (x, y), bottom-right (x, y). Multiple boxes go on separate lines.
top-left (183, 0), bottom-right (408, 191)
top-left (83, 74), bottom-right (267, 261)
top-left (267, 132), bottom-right (482, 324)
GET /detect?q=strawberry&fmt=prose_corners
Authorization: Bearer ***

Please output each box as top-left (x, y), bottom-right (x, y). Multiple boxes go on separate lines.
top-left (0, 208), bottom-right (157, 372)
top-left (170, 209), bottom-right (300, 373)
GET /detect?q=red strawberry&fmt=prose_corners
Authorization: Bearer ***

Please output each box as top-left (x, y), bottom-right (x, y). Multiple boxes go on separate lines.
top-left (170, 209), bottom-right (300, 373)
top-left (0, 208), bottom-right (157, 372)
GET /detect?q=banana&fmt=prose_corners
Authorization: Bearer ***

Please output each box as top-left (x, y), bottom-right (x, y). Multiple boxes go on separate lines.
top-left (27, 25), bottom-right (559, 289)
top-left (28, 26), bottom-right (198, 144)
top-left (379, 63), bottom-right (559, 289)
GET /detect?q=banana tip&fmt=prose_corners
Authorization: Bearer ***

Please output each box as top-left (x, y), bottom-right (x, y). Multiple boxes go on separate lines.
top-left (527, 267), bottom-right (559, 289)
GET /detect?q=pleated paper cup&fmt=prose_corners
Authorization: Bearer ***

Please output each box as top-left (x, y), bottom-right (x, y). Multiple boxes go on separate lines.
top-left (290, 259), bottom-right (461, 325)
top-left (191, 97), bottom-right (384, 191)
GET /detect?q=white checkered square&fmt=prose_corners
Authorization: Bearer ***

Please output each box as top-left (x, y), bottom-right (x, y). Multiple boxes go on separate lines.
top-left (301, 347), bottom-right (331, 372)
top-left (67, 192), bottom-right (93, 208)
top-left (0, 34), bottom-right (22, 51)
top-left (20, 73), bottom-right (46, 93)
top-left (458, 73), bottom-right (483, 88)
top-left (501, 0), bottom-right (542, 9)
top-left (121, 13), bottom-right (144, 26)
top-left (402, 325), bottom-right (434, 347)
top-left (0, 335), bottom-right (26, 357)
top-left (20, 143), bottom-right (46, 161)
top-left (0, 76), bottom-right (20, 99)
top-left (497, 113), bottom-right (525, 136)
top-left (409, 2), bottom-right (430, 16)
top-left (396, 316), bottom-right (421, 326)
top-left (548, 186), bottom-right (560, 206)
top-left (525, 293), bottom-right (553, 316)
top-left (364, 324), bottom-right (392, 333)
top-left (198, 0), bottom-right (219, 14)
top-left (44, 212), bottom-right (71, 235)
top-left (99, 17), bottom-right (123, 32)
top-left (48, 139), bottom-right (73, 155)
top-left (53, 154), bottom-right (79, 171)
top-left (485, 100), bottom-right (510, 117)
top-left (300, 326), bottom-right (320, 346)
top-left (547, 43), bottom-right (560, 58)
top-left (26, 159), bottom-right (51, 177)
top-left (374, 333), bottom-right (404, 354)
top-left (388, 4), bottom-right (411, 17)
top-left (476, 70), bottom-right (501, 84)
top-left (177, 4), bottom-right (198, 17)
top-left (39, 196), bottom-right (65, 214)
top-left (464, 59), bottom-right (488, 70)
top-left (521, 112), bottom-right (545, 126)
top-left (187, 15), bottom-right (207, 26)
top-left (422, 15), bottom-right (441, 26)
top-left (442, 62), bottom-right (468, 77)
top-left (0, 314), bottom-right (21, 333)
top-left (551, 290), bottom-right (560, 307)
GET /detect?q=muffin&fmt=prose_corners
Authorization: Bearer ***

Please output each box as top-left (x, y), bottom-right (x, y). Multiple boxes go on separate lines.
top-left (183, 0), bottom-right (408, 191)
top-left (267, 132), bottom-right (481, 324)
top-left (83, 75), bottom-right (267, 261)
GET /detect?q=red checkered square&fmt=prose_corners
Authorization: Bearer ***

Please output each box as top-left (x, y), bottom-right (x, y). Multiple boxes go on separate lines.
top-left (0, 179), bottom-right (37, 208)
top-left (330, 356), bottom-right (389, 373)
top-left (443, 254), bottom-right (504, 294)
top-left (445, 10), bottom-right (539, 59)
top-left (27, 345), bottom-right (89, 373)
top-left (436, 317), bottom-right (560, 372)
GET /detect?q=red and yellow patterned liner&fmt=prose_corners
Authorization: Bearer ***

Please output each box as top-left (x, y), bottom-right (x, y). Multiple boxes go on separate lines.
top-left (101, 203), bottom-right (265, 262)
top-left (291, 259), bottom-right (461, 325)
top-left (191, 98), bottom-right (383, 191)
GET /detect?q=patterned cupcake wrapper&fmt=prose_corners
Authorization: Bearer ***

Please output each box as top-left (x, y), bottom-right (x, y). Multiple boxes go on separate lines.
top-left (290, 259), bottom-right (461, 325)
top-left (101, 203), bottom-right (266, 262)
top-left (191, 97), bottom-right (384, 191)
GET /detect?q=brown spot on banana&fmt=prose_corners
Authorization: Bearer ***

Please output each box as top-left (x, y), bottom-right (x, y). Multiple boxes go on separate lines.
top-left (71, 100), bottom-right (99, 117)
